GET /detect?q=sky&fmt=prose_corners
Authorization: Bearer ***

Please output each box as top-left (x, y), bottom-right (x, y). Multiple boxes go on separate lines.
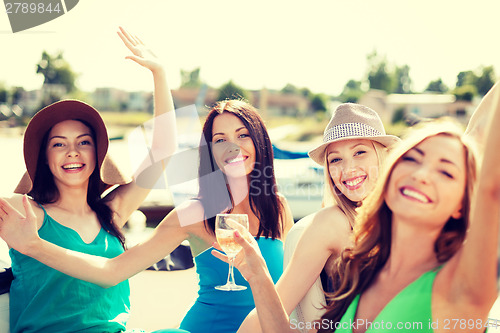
top-left (1, 0), bottom-right (500, 96)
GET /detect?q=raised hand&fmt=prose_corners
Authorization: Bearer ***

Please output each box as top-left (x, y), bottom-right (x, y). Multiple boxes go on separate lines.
top-left (117, 26), bottom-right (163, 73)
top-left (211, 220), bottom-right (269, 284)
top-left (0, 196), bottom-right (40, 255)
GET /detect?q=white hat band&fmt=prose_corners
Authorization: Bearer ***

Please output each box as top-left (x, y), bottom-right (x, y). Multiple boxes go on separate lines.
top-left (323, 122), bottom-right (383, 143)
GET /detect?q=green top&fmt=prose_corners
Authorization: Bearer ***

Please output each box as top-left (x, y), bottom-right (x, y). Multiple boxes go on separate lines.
top-left (335, 267), bottom-right (441, 333)
top-left (9, 205), bottom-right (130, 333)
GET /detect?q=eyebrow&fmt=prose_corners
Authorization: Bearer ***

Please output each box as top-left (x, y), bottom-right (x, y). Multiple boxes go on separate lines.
top-left (411, 147), bottom-right (459, 168)
top-left (328, 142), bottom-right (369, 154)
top-left (48, 133), bottom-right (92, 141)
top-left (212, 126), bottom-right (247, 137)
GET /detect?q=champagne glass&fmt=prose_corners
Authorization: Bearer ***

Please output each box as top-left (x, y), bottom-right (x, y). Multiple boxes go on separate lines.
top-left (215, 213), bottom-right (249, 291)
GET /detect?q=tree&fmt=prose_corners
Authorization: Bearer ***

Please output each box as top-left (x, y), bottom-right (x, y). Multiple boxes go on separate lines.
top-left (180, 67), bottom-right (202, 88)
top-left (453, 85), bottom-right (476, 101)
top-left (475, 66), bottom-right (496, 96)
top-left (310, 93), bottom-right (327, 114)
top-left (0, 84), bottom-right (8, 103)
top-left (366, 51), bottom-right (393, 93)
top-left (425, 78), bottom-right (448, 93)
top-left (393, 65), bottom-right (412, 94)
top-left (281, 83), bottom-right (299, 95)
top-left (36, 51), bottom-right (77, 93)
top-left (339, 79), bottom-right (364, 103)
top-left (456, 70), bottom-right (476, 88)
top-left (217, 80), bottom-right (249, 101)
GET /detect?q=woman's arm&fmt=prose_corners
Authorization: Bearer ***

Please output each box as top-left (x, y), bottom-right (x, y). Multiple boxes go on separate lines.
top-left (447, 81), bottom-right (500, 307)
top-left (238, 206), bottom-right (351, 332)
top-left (0, 196), bottom-right (206, 288)
top-left (105, 27), bottom-right (177, 227)
top-left (211, 223), bottom-right (295, 333)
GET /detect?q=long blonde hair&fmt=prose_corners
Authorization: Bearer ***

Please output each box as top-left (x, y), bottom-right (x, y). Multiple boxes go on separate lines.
top-left (322, 141), bottom-right (389, 226)
top-left (318, 119), bottom-right (478, 331)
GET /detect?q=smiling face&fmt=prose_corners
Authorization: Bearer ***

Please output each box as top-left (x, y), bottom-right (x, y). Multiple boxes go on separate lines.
top-left (326, 139), bottom-right (380, 203)
top-left (45, 120), bottom-right (96, 190)
top-left (211, 112), bottom-right (256, 179)
top-left (385, 134), bottom-right (466, 226)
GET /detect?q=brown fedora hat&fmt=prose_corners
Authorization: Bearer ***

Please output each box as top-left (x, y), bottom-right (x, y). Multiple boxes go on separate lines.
top-left (14, 99), bottom-right (131, 194)
top-left (308, 103), bottom-right (401, 165)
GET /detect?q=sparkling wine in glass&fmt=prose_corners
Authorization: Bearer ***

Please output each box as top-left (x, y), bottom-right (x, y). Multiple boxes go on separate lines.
top-left (215, 213), bottom-right (249, 291)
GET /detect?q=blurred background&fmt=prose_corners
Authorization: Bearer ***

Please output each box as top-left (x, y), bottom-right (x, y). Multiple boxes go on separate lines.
top-left (2, 1), bottom-right (500, 329)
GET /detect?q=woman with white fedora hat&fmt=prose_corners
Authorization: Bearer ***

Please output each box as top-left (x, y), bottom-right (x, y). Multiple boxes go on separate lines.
top-left (236, 103), bottom-right (400, 332)
top-left (0, 27), bottom-right (182, 333)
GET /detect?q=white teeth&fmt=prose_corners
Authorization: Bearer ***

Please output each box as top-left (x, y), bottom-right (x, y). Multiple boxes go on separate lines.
top-left (345, 177), bottom-right (364, 187)
top-left (402, 188), bottom-right (429, 203)
top-left (63, 163), bottom-right (83, 170)
top-left (227, 156), bottom-right (245, 164)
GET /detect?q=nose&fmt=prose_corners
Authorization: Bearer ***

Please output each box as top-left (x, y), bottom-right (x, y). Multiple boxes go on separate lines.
top-left (411, 165), bottom-right (430, 184)
top-left (227, 143), bottom-right (240, 154)
top-left (66, 143), bottom-right (80, 157)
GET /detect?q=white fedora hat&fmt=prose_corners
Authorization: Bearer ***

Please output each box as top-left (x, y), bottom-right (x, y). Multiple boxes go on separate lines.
top-left (308, 103), bottom-right (400, 165)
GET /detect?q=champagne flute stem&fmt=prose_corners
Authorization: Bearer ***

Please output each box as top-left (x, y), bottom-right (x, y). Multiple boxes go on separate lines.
top-left (228, 256), bottom-right (236, 286)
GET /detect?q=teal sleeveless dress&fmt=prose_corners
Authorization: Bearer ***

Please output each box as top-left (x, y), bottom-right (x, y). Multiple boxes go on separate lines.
top-left (9, 205), bottom-right (131, 333)
top-left (335, 267), bottom-right (441, 333)
top-left (178, 237), bottom-right (284, 333)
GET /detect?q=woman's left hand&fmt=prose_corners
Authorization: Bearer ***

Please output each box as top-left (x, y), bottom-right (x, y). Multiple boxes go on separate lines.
top-left (117, 26), bottom-right (164, 73)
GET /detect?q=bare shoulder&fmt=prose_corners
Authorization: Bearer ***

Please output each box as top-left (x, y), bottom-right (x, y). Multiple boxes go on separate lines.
top-left (310, 205), bottom-right (351, 231)
top-left (300, 205), bottom-right (352, 252)
top-left (4, 194), bottom-right (45, 227)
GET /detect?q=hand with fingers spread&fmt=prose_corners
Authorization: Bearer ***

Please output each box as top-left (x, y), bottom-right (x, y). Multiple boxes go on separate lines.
top-left (211, 219), bottom-right (270, 285)
top-left (117, 26), bottom-right (164, 74)
top-left (0, 196), bottom-right (40, 255)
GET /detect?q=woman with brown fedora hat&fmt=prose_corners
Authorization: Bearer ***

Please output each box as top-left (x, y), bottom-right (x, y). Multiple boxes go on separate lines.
top-left (234, 103), bottom-right (400, 332)
top-left (0, 99), bottom-right (294, 333)
top-left (0, 27), bottom-right (181, 333)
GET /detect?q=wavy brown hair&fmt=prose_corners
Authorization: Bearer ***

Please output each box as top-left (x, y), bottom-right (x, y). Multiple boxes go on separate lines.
top-left (197, 99), bottom-right (285, 239)
top-left (318, 119), bottom-right (478, 331)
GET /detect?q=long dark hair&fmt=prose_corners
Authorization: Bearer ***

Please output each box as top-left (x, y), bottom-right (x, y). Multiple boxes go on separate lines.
top-left (197, 100), bottom-right (284, 239)
top-left (318, 120), bottom-right (478, 331)
top-left (28, 120), bottom-right (126, 248)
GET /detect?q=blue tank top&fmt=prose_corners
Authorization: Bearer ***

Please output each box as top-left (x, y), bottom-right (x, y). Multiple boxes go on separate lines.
top-left (179, 237), bottom-right (284, 333)
top-left (9, 205), bottom-right (131, 333)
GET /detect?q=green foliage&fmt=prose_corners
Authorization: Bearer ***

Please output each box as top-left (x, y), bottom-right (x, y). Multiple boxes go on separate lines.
top-left (366, 51), bottom-right (393, 93)
top-left (0, 84), bottom-right (8, 103)
top-left (11, 87), bottom-right (24, 104)
top-left (281, 83), bottom-right (299, 94)
top-left (36, 51), bottom-right (77, 93)
top-left (217, 80), bottom-right (249, 101)
top-left (339, 79), bottom-right (364, 103)
top-left (475, 66), bottom-right (496, 96)
top-left (310, 93), bottom-right (327, 113)
top-left (456, 71), bottom-right (476, 88)
top-left (180, 67), bottom-right (202, 88)
top-left (425, 78), bottom-right (448, 93)
top-left (452, 85), bottom-right (477, 101)
top-left (391, 107), bottom-right (406, 124)
top-left (393, 65), bottom-right (412, 94)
